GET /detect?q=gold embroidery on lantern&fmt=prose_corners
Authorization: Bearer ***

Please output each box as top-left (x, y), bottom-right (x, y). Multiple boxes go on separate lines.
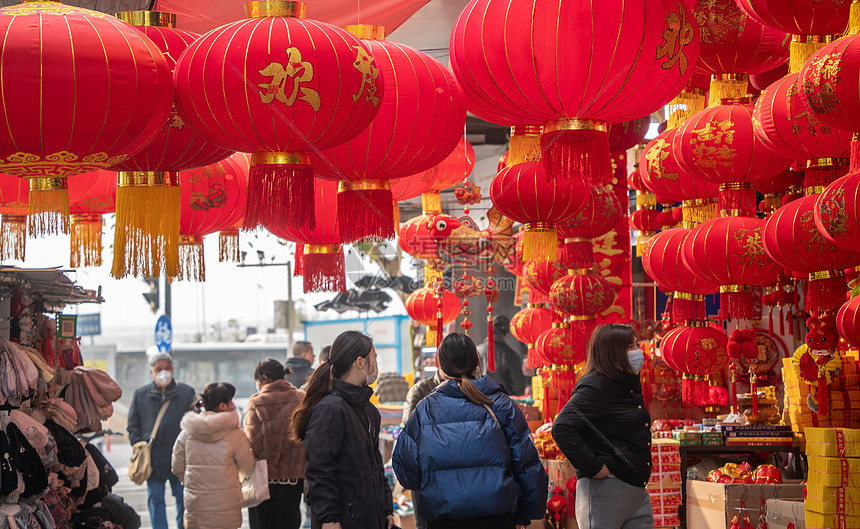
top-left (1, 3), bottom-right (110, 17)
top-left (734, 228), bottom-right (767, 265)
top-left (800, 210), bottom-right (831, 253)
top-left (162, 106), bottom-right (186, 132)
top-left (645, 138), bottom-right (680, 181)
top-left (258, 47), bottom-right (321, 111)
top-left (656, 7), bottom-right (695, 74)
top-left (802, 52), bottom-right (843, 115)
top-left (694, 0), bottom-right (745, 45)
top-left (787, 83), bottom-right (833, 136)
top-left (189, 165), bottom-right (228, 211)
top-left (689, 119), bottom-right (736, 168)
top-left (351, 46), bottom-right (381, 107)
top-left (0, 151), bottom-right (128, 178)
top-left (816, 188), bottom-right (849, 236)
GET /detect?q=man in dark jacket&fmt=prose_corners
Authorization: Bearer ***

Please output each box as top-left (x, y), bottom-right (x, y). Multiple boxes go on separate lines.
top-left (285, 341), bottom-right (314, 388)
top-left (127, 352), bottom-right (195, 529)
top-left (485, 315), bottom-right (527, 395)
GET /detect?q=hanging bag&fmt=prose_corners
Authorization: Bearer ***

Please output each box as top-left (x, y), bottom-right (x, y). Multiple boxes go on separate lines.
top-left (128, 399), bottom-right (170, 485)
top-left (241, 459), bottom-right (270, 508)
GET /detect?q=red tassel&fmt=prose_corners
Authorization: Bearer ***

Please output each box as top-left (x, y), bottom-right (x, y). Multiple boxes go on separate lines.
top-left (527, 346), bottom-right (544, 370)
top-left (718, 186), bottom-right (757, 217)
top-left (768, 308), bottom-right (774, 336)
top-left (541, 375), bottom-right (552, 422)
top-left (337, 185), bottom-right (396, 242)
top-left (553, 367), bottom-right (578, 415)
top-left (779, 306), bottom-right (785, 336)
top-left (803, 161), bottom-right (848, 189)
top-left (569, 318), bottom-right (596, 364)
top-left (540, 128), bottom-right (611, 185)
top-left (436, 311), bottom-right (443, 349)
top-left (302, 247), bottom-right (346, 293)
top-left (817, 374), bottom-right (830, 416)
top-left (294, 244), bottom-right (304, 277)
top-left (805, 274), bottom-right (848, 314)
top-left (244, 162), bottom-right (315, 231)
top-left (487, 315), bottom-right (496, 372)
top-left (851, 138), bottom-right (860, 173)
top-left (673, 295), bottom-right (706, 321)
top-left (562, 239), bottom-right (595, 270)
top-left (721, 290), bottom-right (755, 320)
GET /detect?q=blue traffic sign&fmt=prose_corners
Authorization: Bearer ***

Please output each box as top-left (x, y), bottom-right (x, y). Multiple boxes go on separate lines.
top-left (77, 314), bottom-right (101, 336)
top-left (155, 315), bottom-right (173, 353)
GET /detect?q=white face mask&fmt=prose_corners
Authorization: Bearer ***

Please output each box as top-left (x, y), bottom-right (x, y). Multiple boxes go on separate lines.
top-left (627, 349), bottom-right (645, 374)
top-left (361, 359), bottom-right (378, 386)
top-left (154, 369), bottom-right (173, 387)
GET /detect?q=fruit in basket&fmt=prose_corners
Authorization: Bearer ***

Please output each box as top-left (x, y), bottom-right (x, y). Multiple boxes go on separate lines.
top-left (752, 464), bottom-right (782, 484)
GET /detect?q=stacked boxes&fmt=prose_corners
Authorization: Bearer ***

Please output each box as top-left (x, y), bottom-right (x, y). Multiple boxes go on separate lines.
top-left (804, 428), bottom-right (860, 529)
top-left (649, 439), bottom-right (682, 527)
top-left (783, 354), bottom-right (860, 442)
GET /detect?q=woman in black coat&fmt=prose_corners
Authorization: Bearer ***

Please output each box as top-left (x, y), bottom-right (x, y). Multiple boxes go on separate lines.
top-left (292, 331), bottom-right (394, 529)
top-left (551, 324), bottom-right (653, 529)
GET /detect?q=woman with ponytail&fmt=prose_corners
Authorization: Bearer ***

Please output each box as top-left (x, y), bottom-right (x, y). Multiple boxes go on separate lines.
top-left (392, 333), bottom-right (547, 529)
top-left (291, 331), bottom-right (394, 529)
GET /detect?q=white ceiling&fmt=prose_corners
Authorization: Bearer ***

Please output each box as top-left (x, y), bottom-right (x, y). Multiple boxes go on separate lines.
top-left (389, 0), bottom-right (471, 63)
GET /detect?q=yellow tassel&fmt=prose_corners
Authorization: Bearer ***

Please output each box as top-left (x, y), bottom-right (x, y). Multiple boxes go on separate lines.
top-left (424, 262), bottom-right (443, 286)
top-left (681, 198), bottom-right (718, 228)
top-left (70, 214), bottom-right (102, 268)
top-left (421, 191), bottom-right (442, 214)
top-left (176, 236), bottom-right (205, 282)
top-left (636, 192), bottom-right (657, 209)
top-left (425, 328), bottom-right (437, 348)
top-left (111, 173), bottom-right (181, 279)
top-left (847, 0), bottom-right (860, 36)
top-left (219, 229), bottom-right (240, 263)
top-left (636, 233), bottom-right (654, 256)
top-left (790, 38), bottom-right (830, 74)
top-left (523, 225), bottom-right (558, 262)
top-left (708, 74), bottom-right (748, 107)
top-left (28, 178), bottom-right (70, 236)
top-left (667, 91), bottom-right (707, 129)
top-left (393, 200), bottom-right (401, 231)
top-left (508, 126), bottom-right (543, 165)
top-left (0, 215), bottom-right (27, 261)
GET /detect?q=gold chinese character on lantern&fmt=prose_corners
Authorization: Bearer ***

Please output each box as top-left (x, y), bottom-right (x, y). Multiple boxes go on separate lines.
top-left (258, 47), bottom-right (321, 111)
top-left (656, 8), bottom-right (694, 74)
top-left (352, 46), bottom-right (380, 107)
top-left (645, 138), bottom-right (679, 181)
top-left (162, 106), bottom-right (186, 132)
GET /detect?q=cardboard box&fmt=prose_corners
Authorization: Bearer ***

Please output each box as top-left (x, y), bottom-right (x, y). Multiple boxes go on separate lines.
top-left (686, 480), bottom-right (806, 529)
top-left (765, 499), bottom-right (805, 529)
top-left (807, 455), bottom-right (860, 488)
top-left (806, 427), bottom-right (860, 458)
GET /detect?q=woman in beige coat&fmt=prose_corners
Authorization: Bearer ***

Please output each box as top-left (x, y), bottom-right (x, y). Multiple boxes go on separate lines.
top-left (172, 382), bottom-right (255, 529)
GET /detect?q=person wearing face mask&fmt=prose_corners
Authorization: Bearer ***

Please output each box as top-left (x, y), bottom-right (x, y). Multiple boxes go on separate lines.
top-left (172, 382), bottom-right (255, 529)
top-left (291, 330), bottom-right (394, 529)
top-left (127, 352), bottom-right (196, 529)
top-left (552, 324), bottom-right (653, 529)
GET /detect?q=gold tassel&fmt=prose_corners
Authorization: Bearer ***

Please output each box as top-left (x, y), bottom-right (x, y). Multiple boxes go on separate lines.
top-left (421, 191), bottom-right (442, 214)
top-left (70, 214), bottom-right (102, 268)
top-left (847, 0), bottom-right (860, 36)
top-left (28, 178), bottom-right (70, 236)
top-left (636, 191), bottom-right (657, 209)
top-left (424, 262), bottom-right (443, 286)
top-left (393, 200), bottom-right (401, 231)
top-left (522, 224), bottom-right (558, 262)
top-left (176, 235), bottom-right (205, 282)
top-left (636, 233), bottom-right (654, 256)
top-left (681, 198), bottom-right (718, 228)
top-left (111, 171), bottom-right (181, 279)
top-left (508, 125), bottom-right (543, 166)
top-left (667, 90), bottom-right (707, 129)
top-left (0, 215), bottom-right (26, 261)
top-left (219, 229), bottom-right (240, 263)
top-left (425, 328), bottom-right (437, 348)
top-left (790, 36), bottom-right (833, 74)
top-left (708, 74), bottom-right (748, 107)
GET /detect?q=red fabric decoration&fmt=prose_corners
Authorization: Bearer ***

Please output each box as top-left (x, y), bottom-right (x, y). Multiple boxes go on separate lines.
top-left (390, 137), bottom-right (476, 201)
top-left (736, 0), bottom-right (850, 35)
top-left (173, 5), bottom-right (383, 232)
top-left (607, 117), bottom-right (651, 153)
top-left (311, 32), bottom-right (466, 242)
top-left (661, 324), bottom-right (729, 405)
top-left (750, 62), bottom-right (789, 91)
top-left (640, 129), bottom-right (719, 203)
top-left (837, 295), bottom-right (860, 349)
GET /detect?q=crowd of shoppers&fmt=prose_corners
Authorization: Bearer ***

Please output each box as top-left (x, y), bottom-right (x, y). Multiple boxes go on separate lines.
top-left (127, 325), bottom-right (645, 529)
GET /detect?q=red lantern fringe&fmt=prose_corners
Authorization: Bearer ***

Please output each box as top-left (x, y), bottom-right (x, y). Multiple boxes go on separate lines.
top-left (802, 162), bottom-right (849, 189)
top-left (244, 162), bottom-right (315, 231)
top-left (805, 274), bottom-right (848, 314)
top-left (302, 246), bottom-right (346, 293)
top-left (768, 308), bottom-right (774, 336)
top-left (563, 239), bottom-right (594, 270)
top-left (294, 244), bottom-right (304, 276)
top-left (569, 318), bottom-right (596, 365)
top-left (553, 367), bottom-right (578, 415)
top-left (487, 315), bottom-right (495, 372)
top-left (681, 376), bottom-right (710, 407)
top-left (851, 137), bottom-right (860, 173)
top-left (673, 295), bottom-right (706, 322)
top-left (720, 290), bottom-right (755, 320)
top-left (337, 185), bottom-right (396, 242)
top-left (218, 229), bottom-right (240, 263)
top-left (1, 215), bottom-right (27, 261)
top-left (528, 285), bottom-right (550, 304)
top-left (540, 128), bottom-right (610, 185)
top-left (718, 186), bottom-right (757, 217)
top-left (526, 346), bottom-right (544, 370)
top-left (541, 374), bottom-right (553, 421)
top-left (817, 374), bottom-right (830, 416)
top-left (779, 306), bottom-right (785, 336)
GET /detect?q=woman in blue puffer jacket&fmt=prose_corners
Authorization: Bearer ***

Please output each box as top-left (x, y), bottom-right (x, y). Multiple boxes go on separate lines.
top-left (392, 333), bottom-right (548, 529)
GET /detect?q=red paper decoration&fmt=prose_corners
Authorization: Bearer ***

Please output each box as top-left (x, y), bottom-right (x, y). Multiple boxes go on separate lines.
top-left (310, 29), bottom-right (466, 242)
top-left (67, 170), bottom-right (116, 268)
top-left (174, 3), bottom-right (383, 232)
top-left (836, 295), bottom-right (860, 349)
top-left (390, 137), bottom-right (475, 201)
top-left (660, 324), bottom-right (729, 405)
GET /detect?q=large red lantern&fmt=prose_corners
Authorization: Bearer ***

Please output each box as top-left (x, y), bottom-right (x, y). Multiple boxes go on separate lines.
top-left (815, 172), bottom-right (860, 251)
top-left (0, 2), bottom-right (173, 236)
top-left (691, 0), bottom-right (788, 106)
top-left (174, 154), bottom-right (249, 281)
top-left (391, 137), bottom-right (475, 202)
top-left (660, 324), bottom-right (729, 405)
top-left (836, 296), bottom-right (860, 349)
top-left (0, 174), bottom-right (28, 261)
top-left (557, 185), bottom-right (622, 270)
top-left (310, 28), bottom-right (466, 242)
top-left (550, 273), bottom-right (616, 318)
top-left (536, 325), bottom-right (584, 367)
top-left (450, 0), bottom-right (700, 185)
top-left (763, 195), bottom-right (860, 313)
top-left (524, 257), bottom-right (569, 298)
top-left (511, 305), bottom-right (554, 369)
top-left (607, 117), bottom-right (651, 153)
top-left (174, 2), bottom-right (383, 233)
top-left (490, 161), bottom-right (583, 262)
top-left (640, 129), bottom-right (719, 205)
top-left (68, 170), bottom-right (116, 268)
top-left (405, 286), bottom-right (462, 347)
top-left (735, 1), bottom-right (850, 37)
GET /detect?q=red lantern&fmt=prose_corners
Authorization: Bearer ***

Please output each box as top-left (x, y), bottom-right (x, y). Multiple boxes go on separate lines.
top-left (629, 208), bottom-right (662, 233)
top-left (511, 305), bottom-right (554, 369)
top-left (0, 174), bottom-right (28, 261)
top-left (684, 216), bottom-right (781, 319)
top-left (536, 325), bottom-right (584, 366)
top-left (450, 0), bottom-right (700, 185)
top-left (405, 286), bottom-right (462, 346)
top-left (763, 194), bottom-right (860, 312)
top-left (735, 0), bottom-right (850, 36)
top-left (749, 62), bottom-right (789, 91)
top-left (815, 172), bottom-right (860, 251)
top-left (174, 3), bottom-right (383, 233)
top-left (557, 185), bottom-right (621, 270)
top-left (660, 324), bottom-right (729, 405)
top-left (310, 28), bottom-right (466, 242)
top-left (0, 2), bottom-right (173, 236)
top-left (524, 258), bottom-right (569, 298)
top-left (390, 137), bottom-right (475, 201)
top-left (836, 295), bottom-right (860, 349)
top-left (798, 35), bottom-right (860, 140)
top-left (67, 170), bottom-right (117, 268)
top-left (490, 161), bottom-right (584, 262)
top-left (550, 273), bottom-right (616, 318)
top-left (692, 0), bottom-right (789, 106)
top-left (607, 117), bottom-right (651, 153)
top-left (640, 129), bottom-right (719, 204)
top-left (175, 154), bottom-right (249, 281)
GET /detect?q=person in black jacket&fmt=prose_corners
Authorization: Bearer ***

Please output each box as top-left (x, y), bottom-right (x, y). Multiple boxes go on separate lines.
top-left (551, 323), bottom-right (653, 529)
top-left (292, 331), bottom-right (394, 529)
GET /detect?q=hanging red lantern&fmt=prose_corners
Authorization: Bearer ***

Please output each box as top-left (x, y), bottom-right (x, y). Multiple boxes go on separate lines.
top-left (405, 285), bottom-right (462, 347)
top-left (0, 174), bottom-right (28, 261)
top-left (640, 129), bottom-right (719, 205)
top-left (735, 1), bottom-right (850, 36)
top-left (174, 2), bottom-right (383, 233)
top-left (450, 0), bottom-right (700, 185)
top-left (536, 325), bottom-right (584, 366)
top-left (607, 116), bottom-right (651, 153)
top-left (660, 324), bottom-right (729, 405)
top-left (798, 34), bottom-right (860, 139)
top-left (511, 304), bottom-right (554, 369)
top-left (815, 171), bottom-right (860, 251)
top-left (310, 27), bottom-right (466, 242)
top-left (757, 168), bottom-right (804, 214)
top-left (763, 195), bottom-right (860, 313)
top-left (749, 62), bottom-right (789, 91)
top-left (174, 154), bottom-right (250, 281)
top-left (67, 170), bottom-right (116, 268)
top-left (524, 257), bottom-right (569, 298)
top-left (390, 137), bottom-right (476, 202)
top-left (550, 273), bottom-right (616, 318)
top-left (557, 185), bottom-right (621, 270)
top-left (629, 208), bottom-right (662, 245)
top-left (836, 296), bottom-right (860, 349)
top-left (691, 0), bottom-right (789, 106)
top-left (0, 2), bottom-right (173, 237)
top-left (490, 161), bottom-right (584, 262)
